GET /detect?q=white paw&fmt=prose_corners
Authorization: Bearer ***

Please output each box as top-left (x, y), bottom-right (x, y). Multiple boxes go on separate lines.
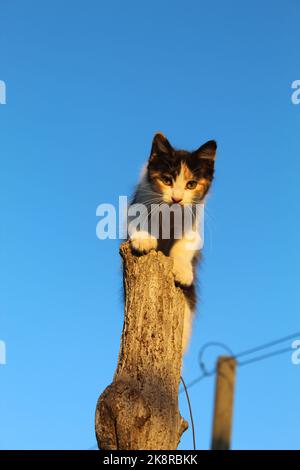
top-left (130, 231), bottom-right (158, 254)
top-left (172, 259), bottom-right (193, 286)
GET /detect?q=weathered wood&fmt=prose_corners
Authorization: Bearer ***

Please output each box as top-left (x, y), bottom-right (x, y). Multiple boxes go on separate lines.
top-left (211, 356), bottom-right (237, 450)
top-left (95, 241), bottom-right (188, 450)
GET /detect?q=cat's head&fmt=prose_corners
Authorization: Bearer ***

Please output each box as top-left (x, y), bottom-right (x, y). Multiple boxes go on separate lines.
top-left (147, 132), bottom-right (217, 205)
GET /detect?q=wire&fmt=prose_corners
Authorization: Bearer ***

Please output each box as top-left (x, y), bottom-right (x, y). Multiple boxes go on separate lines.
top-left (237, 346), bottom-right (293, 367)
top-left (178, 342), bottom-right (234, 392)
top-left (182, 330), bottom-right (300, 391)
top-left (234, 331), bottom-right (300, 360)
top-left (198, 341), bottom-right (234, 375)
top-left (180, 375), bottom-right (196, 450)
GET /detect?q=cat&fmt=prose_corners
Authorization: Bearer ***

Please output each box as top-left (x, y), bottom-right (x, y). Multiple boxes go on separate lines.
top-left (128, 132), bottom-right (217, 351)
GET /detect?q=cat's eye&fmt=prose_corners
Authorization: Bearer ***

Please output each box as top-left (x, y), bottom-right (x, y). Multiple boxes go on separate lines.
top-left (161, 175), bottom-right (173, 186)
top-left (186, 180), bottom-right (197, 190)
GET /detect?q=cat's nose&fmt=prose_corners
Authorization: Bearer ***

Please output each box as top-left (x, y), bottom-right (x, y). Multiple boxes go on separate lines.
top-left (172, 196), bottom-right (183, 203)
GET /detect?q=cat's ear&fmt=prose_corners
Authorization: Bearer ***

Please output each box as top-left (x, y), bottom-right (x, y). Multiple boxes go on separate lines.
top-left (194, 140), bottom-right (217, 160)
top-left (150, 132), bottom-right (173, 159)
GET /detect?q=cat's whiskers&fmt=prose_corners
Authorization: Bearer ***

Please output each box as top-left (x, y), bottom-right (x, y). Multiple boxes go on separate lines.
top-left (137, 197), bottom-right (162, 207)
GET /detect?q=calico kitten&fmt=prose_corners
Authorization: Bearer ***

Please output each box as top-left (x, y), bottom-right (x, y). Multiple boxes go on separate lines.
top-left (128, 132), bottom-right (217, 351)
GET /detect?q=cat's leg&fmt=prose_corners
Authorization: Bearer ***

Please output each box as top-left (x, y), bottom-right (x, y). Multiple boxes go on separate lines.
top-left (169, 231), bottom-right (200, 286)
top-left (128, 206), bottom-right (158, 253)
top-left (130, 230), bottom-right (158, 254)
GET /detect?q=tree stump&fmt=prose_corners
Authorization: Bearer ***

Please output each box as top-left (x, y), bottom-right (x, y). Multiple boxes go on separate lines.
top-left (95, 241), bottom-right (188, 450)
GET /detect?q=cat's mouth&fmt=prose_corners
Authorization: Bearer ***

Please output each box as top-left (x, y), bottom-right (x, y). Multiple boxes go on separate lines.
top-left (163, 199), bottom-right (183, 206)
top-left (166, 200), bottom-right (190, 207)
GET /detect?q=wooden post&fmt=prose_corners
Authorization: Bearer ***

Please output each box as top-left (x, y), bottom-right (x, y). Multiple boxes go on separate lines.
top-left (211, 356), bottom-right (237, 450)
top-left (95, 241), bottom-right (188, 450)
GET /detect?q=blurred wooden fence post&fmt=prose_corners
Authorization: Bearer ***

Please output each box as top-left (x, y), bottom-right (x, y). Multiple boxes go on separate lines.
top-left (211, 356), bottom-right (237, 450)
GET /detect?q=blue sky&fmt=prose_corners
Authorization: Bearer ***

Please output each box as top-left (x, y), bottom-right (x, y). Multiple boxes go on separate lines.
top-left (0, 0), bottom-right (299, 450)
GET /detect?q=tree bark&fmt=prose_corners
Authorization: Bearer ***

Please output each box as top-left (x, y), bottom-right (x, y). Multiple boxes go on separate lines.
top-left (95, 241), bottom-right (188, 450)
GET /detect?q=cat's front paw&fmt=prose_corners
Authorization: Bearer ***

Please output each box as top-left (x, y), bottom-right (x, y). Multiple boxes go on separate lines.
top-left (130, 231), bottom-right (158, 254)
top-left (172, 259), bottom-right (194, 286)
